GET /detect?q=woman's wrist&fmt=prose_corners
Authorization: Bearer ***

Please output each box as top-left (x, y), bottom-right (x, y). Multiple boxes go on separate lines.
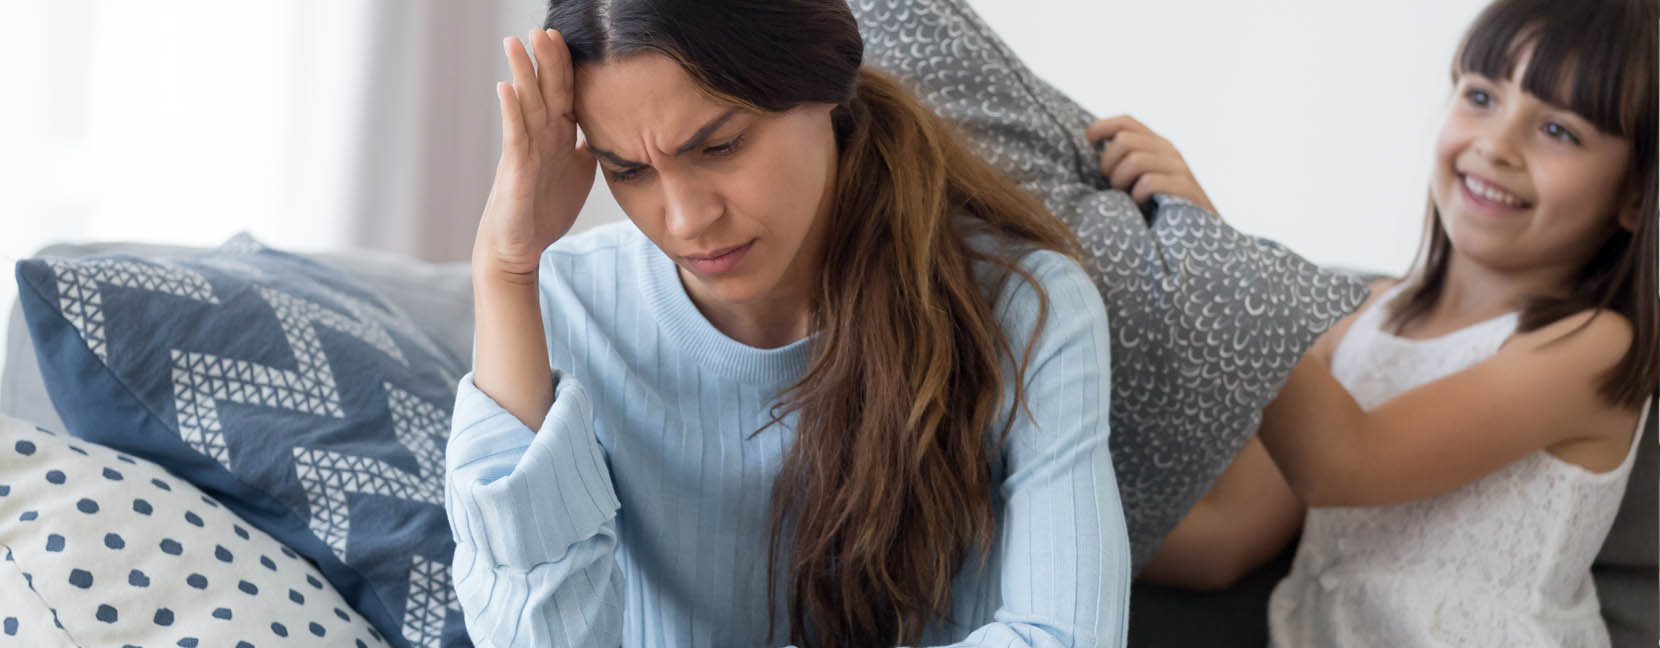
top-left (472, 240), bottom-right (544, 290)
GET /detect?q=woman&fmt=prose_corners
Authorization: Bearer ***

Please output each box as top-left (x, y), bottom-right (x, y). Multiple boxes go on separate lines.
top-left (444, 0), bottom-right (1130, 646)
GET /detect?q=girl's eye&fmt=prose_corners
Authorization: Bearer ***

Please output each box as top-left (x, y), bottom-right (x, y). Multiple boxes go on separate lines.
top-left (1464, 87), bottom-right (1493, 108)
top-left (704, 135), bottom-right (745, 158)
top-left (1543, 121), bottom-right (1581, 145)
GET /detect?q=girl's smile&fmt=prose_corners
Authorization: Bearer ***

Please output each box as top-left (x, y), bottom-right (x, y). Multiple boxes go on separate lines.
top-left (1457, 171), bottom-right (1531, 212)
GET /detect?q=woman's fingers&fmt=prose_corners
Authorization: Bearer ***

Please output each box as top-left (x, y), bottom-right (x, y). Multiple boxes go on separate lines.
top-left (496, 81), bottom-right (528, 158)
top-left (554, 30), bottom-right (574, 111)
top-left (532, 29), bottom-right (575, 120)
top-left (504, 35), bottom-right (547, 130)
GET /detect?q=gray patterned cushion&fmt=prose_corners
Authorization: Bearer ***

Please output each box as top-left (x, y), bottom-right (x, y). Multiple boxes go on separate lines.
top-left (849, 0), bottom-right (1370, 568)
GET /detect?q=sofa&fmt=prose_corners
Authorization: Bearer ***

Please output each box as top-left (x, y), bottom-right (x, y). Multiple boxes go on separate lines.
top-left (4, 239), bottom-right (1652, 647)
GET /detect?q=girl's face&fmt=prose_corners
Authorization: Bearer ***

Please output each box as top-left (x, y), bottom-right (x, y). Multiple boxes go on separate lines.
top-left (1431, 55), bottom-right (1636, 276)
top-left (573, 54), bottom-right (839, 309)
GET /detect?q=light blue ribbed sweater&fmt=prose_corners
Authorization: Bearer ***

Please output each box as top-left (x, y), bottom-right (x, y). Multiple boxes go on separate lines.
top-left (443, 222), bottom-right (1130, 647)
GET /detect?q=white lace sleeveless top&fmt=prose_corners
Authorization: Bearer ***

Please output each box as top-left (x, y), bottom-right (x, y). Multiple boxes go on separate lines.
top-left (1268, 282), bottom-right (1651, 647)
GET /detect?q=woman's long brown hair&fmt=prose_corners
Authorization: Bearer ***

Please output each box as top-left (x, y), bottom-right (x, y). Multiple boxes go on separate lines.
top-left (1390, 0), bottom-right (1657, 408)
top-left (547, 1), bottom-right (1082, 645)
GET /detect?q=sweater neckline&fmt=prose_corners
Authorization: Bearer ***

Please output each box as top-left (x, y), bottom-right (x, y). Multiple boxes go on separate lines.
top-left (636, 233), bottom-right (813, 386)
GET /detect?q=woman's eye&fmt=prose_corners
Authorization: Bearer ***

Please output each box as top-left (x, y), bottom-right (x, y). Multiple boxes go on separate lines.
top-left (1543, 121), bottom-right (1581, 145)
top-left (704, 135), bottom-right (745, 157)
top-left (1464, 87), bottom-right (1493, 108)
top-left (606, 167), bottom-right (646, 184)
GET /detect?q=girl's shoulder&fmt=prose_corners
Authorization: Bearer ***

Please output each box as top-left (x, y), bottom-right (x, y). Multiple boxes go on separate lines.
top-left (1508, 307), bottom-right (1636, 351)
top-left (1500, 307), bottom-right (1637, 387)
top-left (1499, 308), bottom-right (1644, 471)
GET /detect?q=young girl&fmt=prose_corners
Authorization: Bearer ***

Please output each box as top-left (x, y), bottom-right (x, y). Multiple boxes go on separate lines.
top-left (1138, 0), bottom-right (1657, 644)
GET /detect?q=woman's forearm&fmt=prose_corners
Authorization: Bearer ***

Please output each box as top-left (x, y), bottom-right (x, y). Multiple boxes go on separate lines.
top-left (447, 372), bottom-right (625, 646)
top-left (471, 266), bottom-right (554, 430)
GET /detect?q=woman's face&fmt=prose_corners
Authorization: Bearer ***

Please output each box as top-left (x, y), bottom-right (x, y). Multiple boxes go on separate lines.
top-left (573, 54), bottom-right (839, 309)
top-left (1430, 53), bottom-right (1635, 277)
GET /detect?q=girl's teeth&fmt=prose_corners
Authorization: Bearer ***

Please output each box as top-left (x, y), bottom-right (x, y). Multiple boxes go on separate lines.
top-left (1464, 175), bottom-right (1526, 207)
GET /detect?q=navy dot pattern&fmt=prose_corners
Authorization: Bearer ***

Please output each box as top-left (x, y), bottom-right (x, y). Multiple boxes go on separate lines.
top-left (1, 546), bottom-right (69, 644)
top-left (0, 417), bottom-right (386, 647)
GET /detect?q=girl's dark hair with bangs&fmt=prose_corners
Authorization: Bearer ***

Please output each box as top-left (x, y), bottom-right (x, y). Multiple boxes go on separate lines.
top-left (1389, 0), bottom-right (1658, 409)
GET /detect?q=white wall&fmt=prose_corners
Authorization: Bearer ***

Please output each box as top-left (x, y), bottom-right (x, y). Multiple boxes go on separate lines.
top-left (960, 0), bottom-right (1490, 273)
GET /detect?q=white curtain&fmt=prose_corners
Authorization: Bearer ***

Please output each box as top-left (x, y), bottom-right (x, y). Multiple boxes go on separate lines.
top-left (0, 0), bottom-right (617, 370)
top-left (0, 0), bottom-right (584, 256)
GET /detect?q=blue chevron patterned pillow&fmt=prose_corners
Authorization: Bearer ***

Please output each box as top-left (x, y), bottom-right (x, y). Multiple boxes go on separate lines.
top-left (14, 233), bottom-right (472, 648)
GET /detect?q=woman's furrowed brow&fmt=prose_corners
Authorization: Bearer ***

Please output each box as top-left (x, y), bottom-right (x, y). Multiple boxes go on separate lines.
top-left (671, 109), bottom-right (740, 155)
top-left (589, 109), bottom-right (740, 167)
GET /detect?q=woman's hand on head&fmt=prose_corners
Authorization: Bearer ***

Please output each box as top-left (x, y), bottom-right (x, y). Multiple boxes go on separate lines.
top-left (1086, 115), bottom-right (1218, 218)
top-left (475, 28), bottom-right (597, 284)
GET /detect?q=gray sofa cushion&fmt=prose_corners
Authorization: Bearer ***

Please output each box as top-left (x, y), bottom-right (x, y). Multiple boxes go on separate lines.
top-left (1594, 403), bottom-right (1659, 647)
top-left (1599, 405), bottom-right (1658, 567)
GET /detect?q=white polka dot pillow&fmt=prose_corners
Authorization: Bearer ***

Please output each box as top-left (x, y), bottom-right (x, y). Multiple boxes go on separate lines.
top-left (0, 414), bottom-right (388, 647)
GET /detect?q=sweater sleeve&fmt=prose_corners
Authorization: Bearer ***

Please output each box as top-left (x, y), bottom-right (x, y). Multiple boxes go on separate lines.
top-left (444, 370), bottom-right (625, 647)
top-left (913, 250), bottom-right (1130, 648)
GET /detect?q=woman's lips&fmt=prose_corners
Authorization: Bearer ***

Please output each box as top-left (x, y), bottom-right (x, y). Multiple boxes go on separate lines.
top-left (682, 239), bottom-right (755, 276)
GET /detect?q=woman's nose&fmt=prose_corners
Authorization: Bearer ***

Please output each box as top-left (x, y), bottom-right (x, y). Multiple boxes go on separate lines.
top-left (661, 174), bottom-right (722, 241)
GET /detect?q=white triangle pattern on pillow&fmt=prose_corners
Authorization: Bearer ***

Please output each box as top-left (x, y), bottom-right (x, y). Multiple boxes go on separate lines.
top-left (294, 382), bottom-right (454, 646)
top-left (43, 257), bottom-right (219, 363)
